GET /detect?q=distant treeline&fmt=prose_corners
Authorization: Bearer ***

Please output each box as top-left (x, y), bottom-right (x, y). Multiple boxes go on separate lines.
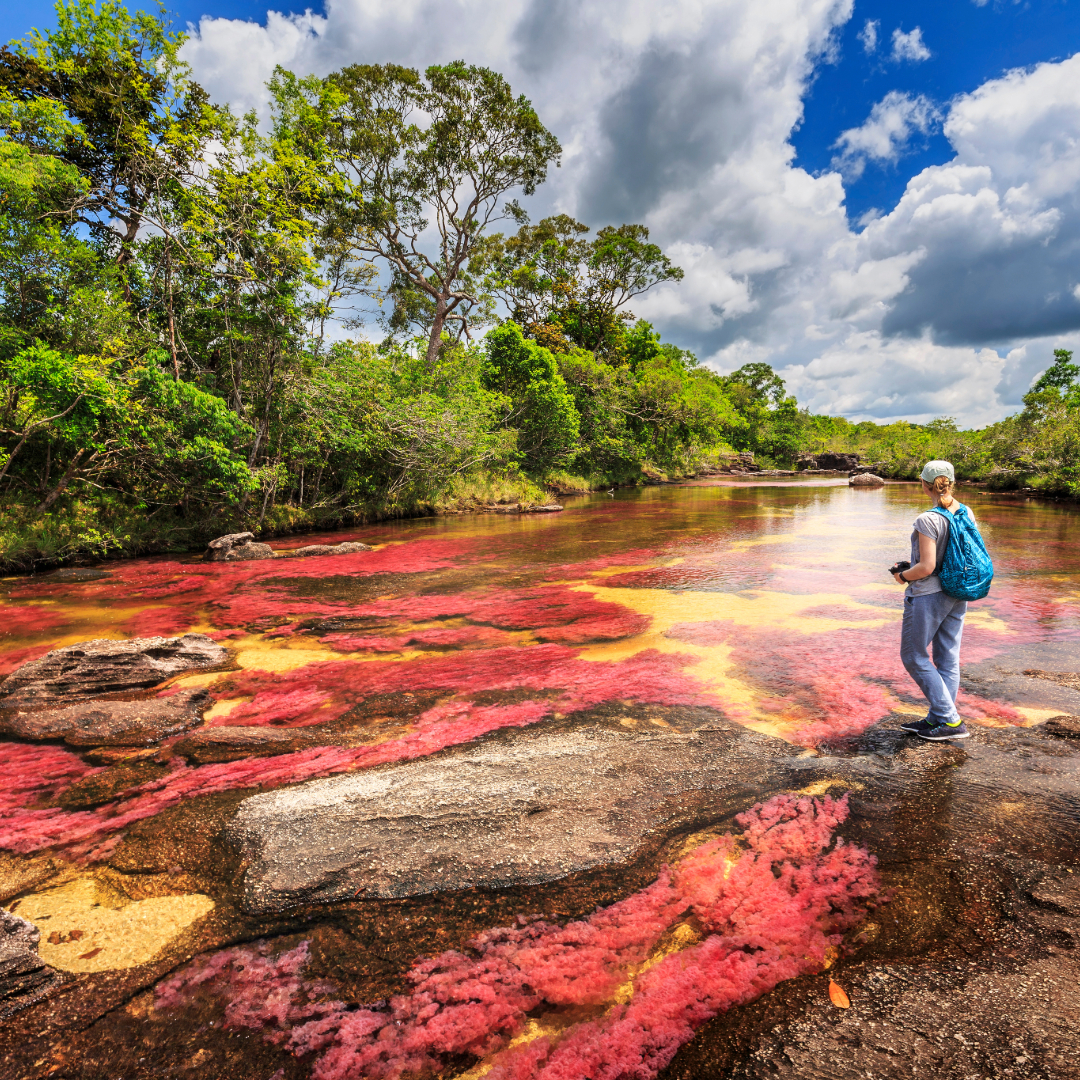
top-left (1, 2), bottom-right (1077, 567)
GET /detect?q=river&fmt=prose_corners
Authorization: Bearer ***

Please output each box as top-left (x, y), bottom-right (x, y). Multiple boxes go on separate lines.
top-left (2, 479), bottom-right (1079, 1079)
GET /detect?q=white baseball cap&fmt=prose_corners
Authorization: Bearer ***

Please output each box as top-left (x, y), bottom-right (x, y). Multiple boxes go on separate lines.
top-left (920, 460), bottom-right (955, 483)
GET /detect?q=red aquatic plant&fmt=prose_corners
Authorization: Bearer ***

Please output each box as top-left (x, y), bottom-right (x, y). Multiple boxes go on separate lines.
top-left (154, 940), bottom-right (342, 1037)
top-left (156, 793), bottom-right (879, 1080)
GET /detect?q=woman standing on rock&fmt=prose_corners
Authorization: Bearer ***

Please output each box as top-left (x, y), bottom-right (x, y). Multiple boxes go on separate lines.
top-left (893, 461), bottom-right (972, 741)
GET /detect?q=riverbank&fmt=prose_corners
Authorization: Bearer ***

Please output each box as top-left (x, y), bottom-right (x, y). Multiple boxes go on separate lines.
top-left (3, 460), bottom-right (1076, 575)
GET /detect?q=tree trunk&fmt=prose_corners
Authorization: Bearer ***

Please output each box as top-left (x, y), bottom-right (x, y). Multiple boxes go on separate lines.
top-left (35, 449), bottom-right (90, 515)
top-left (166, 245), bottom-right (179, 379)
top-left (425, 296), bottom-right (448, 369)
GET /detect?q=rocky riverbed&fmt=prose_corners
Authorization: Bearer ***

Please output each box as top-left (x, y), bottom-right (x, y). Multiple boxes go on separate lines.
top-left (0, 483), bottom-right (1077, 1078)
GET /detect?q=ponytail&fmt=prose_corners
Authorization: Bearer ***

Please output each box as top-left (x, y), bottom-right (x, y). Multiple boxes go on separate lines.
top-left (932, 474), bottom-right (956, 509)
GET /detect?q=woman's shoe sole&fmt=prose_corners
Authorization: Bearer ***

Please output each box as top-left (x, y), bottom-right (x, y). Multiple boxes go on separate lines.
top-left (917, 728), bottom-right (970, 741)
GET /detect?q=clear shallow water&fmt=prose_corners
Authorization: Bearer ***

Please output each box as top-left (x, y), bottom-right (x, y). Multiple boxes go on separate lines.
top-left (2, 480), bottom-right (1080, 1079)
top-left (5, 480), bottom-right (1078, 741)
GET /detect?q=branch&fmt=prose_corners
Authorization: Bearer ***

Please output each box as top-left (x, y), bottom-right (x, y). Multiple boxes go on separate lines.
top-left (0, 394), bottom-right (85, 485)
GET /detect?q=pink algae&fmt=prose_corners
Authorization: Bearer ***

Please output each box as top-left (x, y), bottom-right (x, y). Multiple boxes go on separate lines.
top-left (154, 940), bottom-right (342, 1039)
top-left (156, 793), bottom-right (880, 1080)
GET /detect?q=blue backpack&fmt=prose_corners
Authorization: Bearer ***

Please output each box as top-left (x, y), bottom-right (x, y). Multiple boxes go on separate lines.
top-left (929, 504), bottom-right (994, 600)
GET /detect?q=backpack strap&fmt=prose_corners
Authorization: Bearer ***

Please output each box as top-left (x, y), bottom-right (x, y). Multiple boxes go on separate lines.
top-left (928, 503), bottom-right (965, 521)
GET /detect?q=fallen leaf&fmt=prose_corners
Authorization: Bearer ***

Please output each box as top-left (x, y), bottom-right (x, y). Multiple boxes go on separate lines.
top-left (48, 931), bottom-right (62, 945)
top-left (828, 979), bottom-right (850, 1008)
top-left (78, 948), bottom-right (102, 960)
top-left (822, 945), bottom-right (839, 970)
top-left (68, 929), bottom-right (84, 941)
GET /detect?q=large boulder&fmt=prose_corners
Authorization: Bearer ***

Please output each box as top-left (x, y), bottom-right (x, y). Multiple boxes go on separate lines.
top-left (0, 635), bottom-right (227, 708)
top-left (0, 688), bottom-right (210, 746)
top-left (0, 910), bottom-right (63, 1020)
top-left (203, 532), bottom-right (274, 562)
top-left (849, 473), bottom-right (885, 487)
top-left (226, 719), bottom-right (792, 914)
top-left (817, 452), bottom-right (861, 471)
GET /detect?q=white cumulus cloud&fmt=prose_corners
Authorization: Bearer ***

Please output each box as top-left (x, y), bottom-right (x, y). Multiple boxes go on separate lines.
top-left (858, 18), bottom-right (878, 54)
top-left (831, 91), bottom-right (941, 180)
top-left (891, 26), bottom-right (931, 63)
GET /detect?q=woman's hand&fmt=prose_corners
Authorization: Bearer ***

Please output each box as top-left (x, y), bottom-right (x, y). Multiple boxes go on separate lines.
top-left (893, 571), bottom-right (907, 585)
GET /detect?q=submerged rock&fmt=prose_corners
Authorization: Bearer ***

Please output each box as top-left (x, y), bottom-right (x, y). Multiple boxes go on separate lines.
top-left (849, 473), bottom-right (885, 487)
top-left (0, 688), bottom-right (210, 746)
top-left (0, 635), bottom-right (227, 708)
top-left (0, 910), bottom-right (63, 1020)
top-left (287, 541), bottom-right (372, 557)
top-left (481, 503), bottom-right (565, 514)
top-left (227, 719), bottom-right (792, 914)
top-left (203, 532), bottom-right (274, 562)
top-left (172, 725), bottom-right (318, 764)
top-left (46, 567), bottom-right (111, 582)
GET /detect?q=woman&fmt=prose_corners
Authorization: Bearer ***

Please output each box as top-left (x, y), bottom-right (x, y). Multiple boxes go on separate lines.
top-left (894, 460), bottom-right (971, 741)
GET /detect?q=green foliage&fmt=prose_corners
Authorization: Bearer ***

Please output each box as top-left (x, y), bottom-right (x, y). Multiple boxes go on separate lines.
top-left (0, 0), bottom-right (219, 282)
top-left (481, 323), bottom-right (580, 471)
top-left (477, 214), bottom-right (683, 359)
top-left (0, 343), bottom-right (252, 514)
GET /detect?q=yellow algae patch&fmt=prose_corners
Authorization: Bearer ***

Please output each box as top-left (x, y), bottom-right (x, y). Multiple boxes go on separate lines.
top-left (796, 779), bottom-right (864, 796)
top-left (454, 1019), bottom-right (557, 1080)
top-left (587, 563), bottom-right (665, 579)
top-left (13, 875), bottom-right (213, 973)
top-left (964, 609), bottom-right (1013, 634)
top-left (571, 584), bottom-right (898, 736)
top-left (612, 922), bottom-right (701, 1004)
top-left (203, 696), bottom-right (252, 722)
top-left (969, 705), bottom-right (1064, 729)
top-left (577, 584), bottom-right (897, 641)
top-left (233, 647), bottom-right (352, 672)
top-left (722, 533), bottom-right (796, 552)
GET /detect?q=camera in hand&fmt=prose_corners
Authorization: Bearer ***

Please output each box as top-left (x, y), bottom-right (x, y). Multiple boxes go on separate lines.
top-left (889, 560), bottom-right (911, 576)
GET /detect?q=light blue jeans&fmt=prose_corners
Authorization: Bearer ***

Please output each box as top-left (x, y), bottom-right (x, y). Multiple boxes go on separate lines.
top-left (900, 591), bottom-right (968, 725)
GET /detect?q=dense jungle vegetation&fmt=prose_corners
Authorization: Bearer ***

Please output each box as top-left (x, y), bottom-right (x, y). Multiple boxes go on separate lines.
top-left (2, 2), bottom-right (1078, 567)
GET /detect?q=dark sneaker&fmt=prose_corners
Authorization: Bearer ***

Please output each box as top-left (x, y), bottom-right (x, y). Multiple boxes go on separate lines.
top-left (900, 717), bottom-right (933, 734)
top-left (917, 721), bottom-right (970, 741)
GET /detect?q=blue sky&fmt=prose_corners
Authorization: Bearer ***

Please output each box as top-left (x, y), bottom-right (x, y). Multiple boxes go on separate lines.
top-left (5, 1), bottom-right (1080, 425)
top-left (793, 0), bottom-right (1080, 223)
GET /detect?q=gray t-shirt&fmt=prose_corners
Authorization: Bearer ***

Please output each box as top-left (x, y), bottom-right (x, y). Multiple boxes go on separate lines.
top-left (906, 505), bottom-right (972, 596)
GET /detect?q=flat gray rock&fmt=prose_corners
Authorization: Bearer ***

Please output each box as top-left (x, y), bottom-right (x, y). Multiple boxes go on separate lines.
top-left (204, 532), bottom-right (274, 562)
top-left (0, 688), bottom-right (210, 745)
top-left (288, 542), bottom-right (372, 557)
top-left (0, 635), bottom-right (227, 708)
top-left (227, 720), bottom-right (792, 914)
top-left (962, 643), bottom-right (1080, 714)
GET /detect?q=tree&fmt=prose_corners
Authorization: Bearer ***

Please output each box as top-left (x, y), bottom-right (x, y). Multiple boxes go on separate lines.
top-left (481, 322), bottom-right (579, 471)
top-left (271, 61), bottom-right (561, 368)
top-left (0, 139), bottom-right (129, 359)
top-left (478, 214), bottom-right (683, 358)
top-left (0, 0), bottom-right (220, 296)
top-left (1030, 349), bottom-right (1079, 405)
top-left (0, 343), bottom-right (251, 513)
